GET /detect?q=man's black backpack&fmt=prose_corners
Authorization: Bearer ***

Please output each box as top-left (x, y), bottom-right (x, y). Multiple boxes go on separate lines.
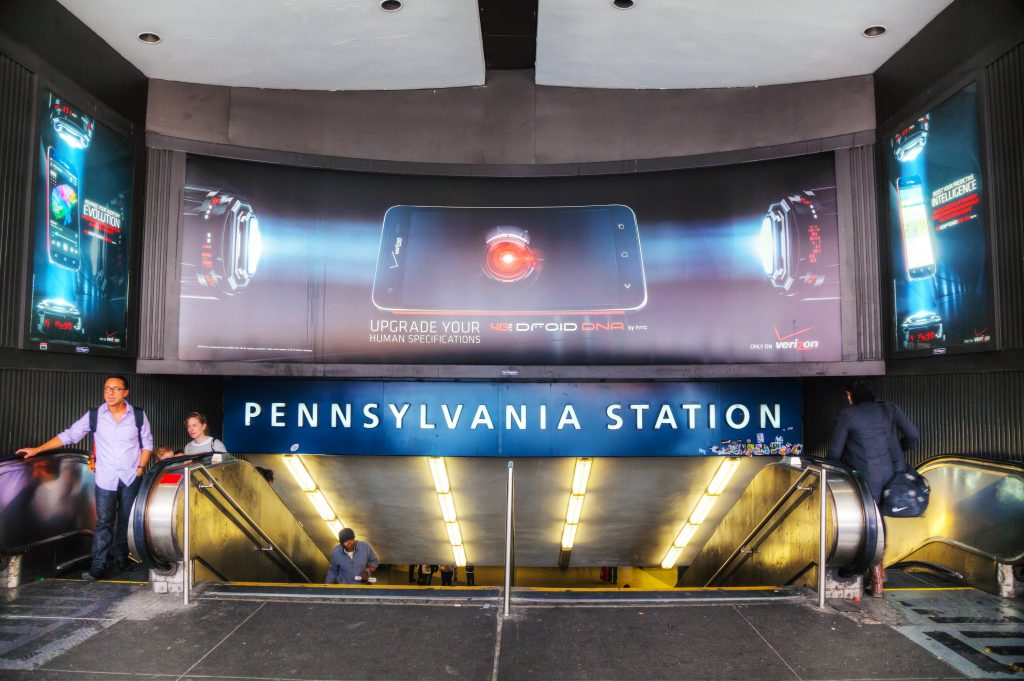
top-left (88, 406), bottom-right (146, 448)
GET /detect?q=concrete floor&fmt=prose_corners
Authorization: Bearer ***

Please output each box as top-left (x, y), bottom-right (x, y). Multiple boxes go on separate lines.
top-left (0, 572), bottom-right (1019, 680)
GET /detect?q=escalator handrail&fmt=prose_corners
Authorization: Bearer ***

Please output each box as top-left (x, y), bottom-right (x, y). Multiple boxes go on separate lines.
top-left (189, 464), bottom-right (313, 583)
top-left (133, 453), bottom-right (212, 572)
top-left (801, 456), bottom-right (880, 578)
top-left (917, 454), bottom-right (1024, 477)
top-left (0, 447), bottom-right (91, 466)
top-left (892, 535), bottom-right (1024, 566)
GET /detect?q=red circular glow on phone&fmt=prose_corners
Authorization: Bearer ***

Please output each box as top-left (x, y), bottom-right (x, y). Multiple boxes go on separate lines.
top-left (484, 236), bottom-right (537, 282)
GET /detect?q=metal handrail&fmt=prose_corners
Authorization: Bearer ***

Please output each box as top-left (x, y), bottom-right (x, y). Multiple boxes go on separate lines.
top-left (704, 466), bottom-right (818, 587)
top-left (503, 460), bottom-right (514, 617)
top-left (917, 455), bottom-right (1024, 477)
top-left (188, 465), bottom-right (312, 584)
top-left (2, 529), bottom-right (94, 556)
top-left (891, 535), bottom-right (1024, 565)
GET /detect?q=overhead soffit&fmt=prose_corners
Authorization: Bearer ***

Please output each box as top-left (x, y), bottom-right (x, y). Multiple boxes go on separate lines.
top-left (57, 0), bottom-right (952, 91)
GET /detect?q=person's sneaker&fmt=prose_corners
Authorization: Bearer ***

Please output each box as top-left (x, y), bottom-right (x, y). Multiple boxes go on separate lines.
top-left (81, 569), bottom-right (104, 581)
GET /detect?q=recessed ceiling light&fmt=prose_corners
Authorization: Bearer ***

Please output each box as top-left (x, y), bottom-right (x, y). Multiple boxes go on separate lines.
top-left (612, 0), bottom-right (634, 8)
top-left (862, 25), bottom-right (887, 38)
top-left (137, 32), bottom-right (161, 44)
top-left (380, 0), bottom-right (402, 11)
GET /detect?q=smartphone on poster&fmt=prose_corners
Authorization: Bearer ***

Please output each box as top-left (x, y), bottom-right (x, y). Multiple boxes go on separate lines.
top-left (371, 205), bottom-right (647, 315)
top-left (45, 147), bottom-right (83, 271)
top-left (896, 176), bottom-right (936, 280)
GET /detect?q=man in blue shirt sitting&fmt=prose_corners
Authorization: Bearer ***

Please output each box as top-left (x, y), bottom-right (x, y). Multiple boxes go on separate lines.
top-left (325, 527), bottom-right (379, 584)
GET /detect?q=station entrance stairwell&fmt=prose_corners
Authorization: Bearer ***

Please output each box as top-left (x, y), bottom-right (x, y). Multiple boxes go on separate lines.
top-left (2, 451), bottom-right (1021, 600)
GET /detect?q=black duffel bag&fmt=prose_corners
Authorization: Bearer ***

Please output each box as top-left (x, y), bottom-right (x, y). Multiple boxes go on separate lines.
top-left (881, 471), bottom-right (930, 517)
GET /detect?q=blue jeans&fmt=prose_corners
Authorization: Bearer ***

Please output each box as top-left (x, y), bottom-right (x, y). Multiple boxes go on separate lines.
top-left (92, 477), bottom-right (141, 574)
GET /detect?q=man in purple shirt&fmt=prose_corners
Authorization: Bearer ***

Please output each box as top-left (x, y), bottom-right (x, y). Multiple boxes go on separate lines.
top-left (19, 375), bottom-right (153, 580)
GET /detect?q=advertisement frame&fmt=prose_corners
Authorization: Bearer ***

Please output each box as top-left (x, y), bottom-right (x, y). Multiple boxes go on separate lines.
top-left (21, 80), bottom-right (140, 358)
top-left (140, 133), bottom-right (887, 380)
top-left (880, 70), bottom-right (998, 359)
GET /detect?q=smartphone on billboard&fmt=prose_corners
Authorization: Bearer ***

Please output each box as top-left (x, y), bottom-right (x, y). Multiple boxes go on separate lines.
top-left (45, 147), bottom-right (82, 271)
top-left (896, 176), bottom-right (936, 280)
top-left (372, 205), bottom-right (647, 314)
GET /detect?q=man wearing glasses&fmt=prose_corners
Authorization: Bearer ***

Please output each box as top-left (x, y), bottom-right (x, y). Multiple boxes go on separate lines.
top-left (18, 375), bottom-right (153, 580)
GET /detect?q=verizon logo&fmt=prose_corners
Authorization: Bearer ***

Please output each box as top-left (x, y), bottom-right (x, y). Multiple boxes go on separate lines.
top-left (774, 326), bottom-right (819, 351)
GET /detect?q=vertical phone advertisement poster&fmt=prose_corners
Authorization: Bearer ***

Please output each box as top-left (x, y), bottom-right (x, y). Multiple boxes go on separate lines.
top-left (27, 92), bottom-right (134, 354)
top-left (886, 82), bottom-right (992, 355)
top-left (179, 152), bottom-right (841, 365)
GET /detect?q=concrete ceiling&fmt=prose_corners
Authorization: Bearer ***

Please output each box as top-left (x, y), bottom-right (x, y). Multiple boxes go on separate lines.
top-left (249, 454), bottom-right (774, 567)
top-left (57, 0), bottom-right (952, 91)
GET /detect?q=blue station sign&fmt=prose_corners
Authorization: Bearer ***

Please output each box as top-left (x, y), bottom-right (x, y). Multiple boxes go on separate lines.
top-left (224, 379), bottom-right (803, 457)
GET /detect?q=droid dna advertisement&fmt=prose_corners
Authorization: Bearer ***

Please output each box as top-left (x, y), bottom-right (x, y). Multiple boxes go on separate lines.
top-left (224, 379), bottom-right (804, 457)
top-left (27, 91), bottom-right (134, 354)
top-left (179, 152), bottom-right (841, 365)
top-left (886, 82), bottom-right (992, 355)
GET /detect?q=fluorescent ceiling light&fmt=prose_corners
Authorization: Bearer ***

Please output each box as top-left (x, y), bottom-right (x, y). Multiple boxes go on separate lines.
top-left (306, 490), bottom-right (336, 521)
top-left (688, 494), bottom-right (718, 525)
top-left (561, 523), bottom-right (578, 550)
top-left (452, 544), bottom-right (467, 567)
top-left (438, 492), bottom-right (457, 523)
top-left (428, 457), bottom-right (450, 493)
top-left (445, 522), bottom-right (463, 547)
top-left (661, 546), bottom-right (683, 569)
top-left (707, 458), bottom-right (740, 496)
top-left (283, 454), bottom-right (317, 492)
top-left (566, 494), bottom-right (586, 525)
top-left (673, 523), bottom-right (699, 548)
top-left (571, 458), bottom-right (592, 495)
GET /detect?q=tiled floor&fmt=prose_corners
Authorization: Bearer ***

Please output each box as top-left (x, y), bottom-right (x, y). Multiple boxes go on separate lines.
top-left (886, 585), bottom-right (1024, 678)
top-left (1, 573), bottom-right (1013, 680)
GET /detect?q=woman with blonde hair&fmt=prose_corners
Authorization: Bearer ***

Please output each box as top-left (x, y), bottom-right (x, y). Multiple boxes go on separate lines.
top-left (183, 412), bottom-right (228, 456)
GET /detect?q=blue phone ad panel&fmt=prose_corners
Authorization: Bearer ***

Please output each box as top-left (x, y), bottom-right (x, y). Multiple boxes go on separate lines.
top-left (180, 152), bottom-right (841, 365)
top-left (224, 379), bottom-right (803, 457)
top-left (885, 82), bottom-right (993, 355)
top-left (27, 92), bottom-right (134, 354)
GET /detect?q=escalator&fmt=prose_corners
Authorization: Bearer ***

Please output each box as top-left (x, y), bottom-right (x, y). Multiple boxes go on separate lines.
top-left (679, 457), bottom-right (880, 589)
top-left (679, 455), bottom-right (1023, 597)
top-left (883, 456), bottom-right (1024, 596)
top-left (130, 456), bottom-right (328, 585)
top-left (0, 449), bottom-right (96, 585)
top-left (0, 451), bottom-right (326, 588)
top-left (3, 450), bottom-right (1020, 599)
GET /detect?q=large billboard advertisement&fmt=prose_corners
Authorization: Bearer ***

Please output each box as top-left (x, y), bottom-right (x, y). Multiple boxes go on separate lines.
top-left (885, 82), bottom-right (992, 355)
top-left (224, 379), bottom-right (804, 457)
top-left (180, 153), bottom-right (841, 365)
top-left (27, 92), bottom-right (134, 354)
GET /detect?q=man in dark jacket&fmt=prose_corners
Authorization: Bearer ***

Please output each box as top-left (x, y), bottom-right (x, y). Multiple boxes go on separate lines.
top-left (827, 379), bottom-right (919, 596)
